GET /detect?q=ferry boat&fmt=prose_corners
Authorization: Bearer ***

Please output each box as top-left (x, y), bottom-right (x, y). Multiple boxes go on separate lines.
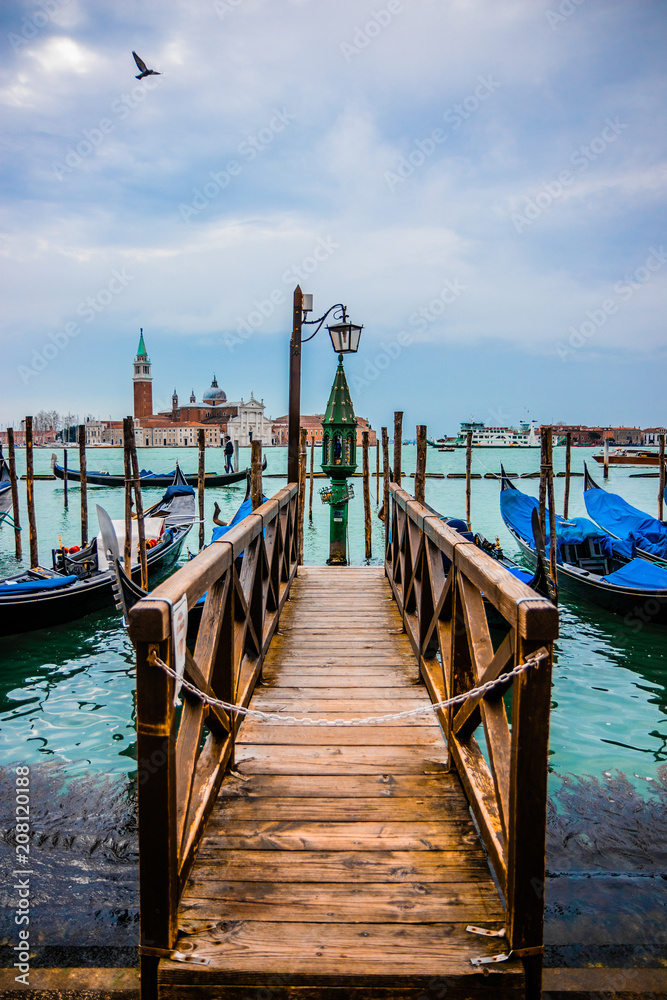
top-left (454, 421), bottom-right (541, 448)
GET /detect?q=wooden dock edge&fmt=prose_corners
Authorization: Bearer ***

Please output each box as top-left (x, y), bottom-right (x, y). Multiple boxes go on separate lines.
top-left (1, 967), bottom-right (667, 998)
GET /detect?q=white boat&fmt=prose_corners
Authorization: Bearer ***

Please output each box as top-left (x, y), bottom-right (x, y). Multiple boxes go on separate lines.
top-left (454, 421), bottom-right (541, 448)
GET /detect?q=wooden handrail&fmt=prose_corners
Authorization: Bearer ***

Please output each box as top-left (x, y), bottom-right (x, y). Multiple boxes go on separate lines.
top-left (385, 482), bottom-right (557, 1000)
top-left (130, 483), bottom-right (299, 1000)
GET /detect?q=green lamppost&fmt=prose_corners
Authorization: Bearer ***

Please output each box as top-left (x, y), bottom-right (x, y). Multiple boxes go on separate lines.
top-left (321, 354), bottom-right (358, 564)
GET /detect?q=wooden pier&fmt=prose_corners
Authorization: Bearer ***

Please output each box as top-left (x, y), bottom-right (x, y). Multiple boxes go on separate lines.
top-left (129, 482), bottom-right (558, 999)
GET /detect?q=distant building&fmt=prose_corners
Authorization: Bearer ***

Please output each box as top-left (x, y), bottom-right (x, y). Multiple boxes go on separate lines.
top-left (271, 414), bottom-right (377, 447)
top-left (552, 424), bottom-right (642, 445)
top-left (643, 427), bottom-right (667, 446)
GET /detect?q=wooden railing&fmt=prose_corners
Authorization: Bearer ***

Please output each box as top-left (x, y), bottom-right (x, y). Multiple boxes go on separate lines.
top-left (386, 483), bottom-right (558, 997)
top-left (128, 483), bottom-right (299, 998)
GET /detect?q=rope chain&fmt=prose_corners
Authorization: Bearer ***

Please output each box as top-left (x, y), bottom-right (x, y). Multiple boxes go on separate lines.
top-left (148, 651), bottom-right (547, 727)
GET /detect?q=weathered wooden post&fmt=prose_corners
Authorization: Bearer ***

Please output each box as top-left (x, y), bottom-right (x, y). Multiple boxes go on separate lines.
top-left (415, 425), bottom-right (427, 505)
top-left (287, 285), bottom-right (303, 484)
top-left (308, 436), bottom-right (315, 520)
top-left (539, 428), bottom-right (548, 541)
top-left (123, 417), bottom-right (133, 574)
top-left (659, 433), bottom-right (665, 521)
top-left (233, 439), bottom-right (239, 473)
top-left (297, 428), bottom-right (307, 562)
top-left (545, 429), bottom-right (558, 603)
top-left (393, 411), bottom-right (403, 485)
top-left (198, 428), bottom-right (206, 551)
top-left (563, 431), bottom-right (571, 518)
top-left (7, 428), bottom-right (22, 560)
top-left (376, 439), bottom-right (380, 505)
top-left (603, 437), bottom-right (609, 480)
top-left (362, 430), bottom-right (371, 560)
top-left (382, 426), bottom-right (390, 555)
top-left (78, 423), bottom-right (88, 547)
top-left (465, 429), bottom-right (473, 530)
top-left (63, 448), bottom-right (68, 510)
top-left (251, 439), bottom-right (263, 510)
top-left (25, 417), bottom-right (38, 568)
top-left (126, 418), bottom-right (148, 589)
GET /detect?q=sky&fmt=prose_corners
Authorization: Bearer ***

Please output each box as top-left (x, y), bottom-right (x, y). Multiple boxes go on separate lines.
top-left (1, 0), bottom-right (666, 438)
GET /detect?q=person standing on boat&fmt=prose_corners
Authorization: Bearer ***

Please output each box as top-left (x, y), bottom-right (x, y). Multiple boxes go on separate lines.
top-left (224, 436), bottom-right (234, 473)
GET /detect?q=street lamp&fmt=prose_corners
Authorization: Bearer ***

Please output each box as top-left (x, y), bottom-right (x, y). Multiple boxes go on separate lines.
top-left (287, 286), bottom-right (363, 484)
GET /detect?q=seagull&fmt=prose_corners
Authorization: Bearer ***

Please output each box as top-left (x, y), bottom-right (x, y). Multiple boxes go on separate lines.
top-left (132, 52), bottom-right (161, 80)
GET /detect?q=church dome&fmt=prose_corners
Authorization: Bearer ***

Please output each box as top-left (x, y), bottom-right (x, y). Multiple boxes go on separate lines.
top-left (203, 375), bottom-right (227, 405)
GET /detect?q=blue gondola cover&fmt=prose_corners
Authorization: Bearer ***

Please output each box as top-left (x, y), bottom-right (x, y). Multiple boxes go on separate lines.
top-left (0, 575), bottom-right (79, 595)
top-left (585, 485), bottom-right (667, 559)
top-left (601, 558), bottom-right (667, 590)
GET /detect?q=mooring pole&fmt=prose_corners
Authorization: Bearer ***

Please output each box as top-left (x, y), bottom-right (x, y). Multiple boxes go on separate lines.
top-left (363, 430), bottom-right (372, 560)
top-left (465, 429), bottom-right (473, 531)
top-left (251, 439), bottom-right (263, 511)
top-left (25, 416), bottom-right (38, 568)
top-left (376, 439), bottom-right (380, 505)
top-left (539, 427), bottom-right (548, 542)
top-left (563, 431), bottom-right (571, 518)
top-left (63, 448), bottom-right (68, 510)
top-left (415, 425), bottom-right (427, 505)
top-left (7, 428), bottom-right (22, 560)
top-left (287, 286), bottom-right (303, 485)
top-left (603, 437), bottom-right (609, 480)
top-left (198, 428), bottom-right (206, 551)
top-left (123, 418), bottom-right (133, 575)
top-left (78, 424), bottom-right (88, 547)
top-left (545, 428), bottom-right (558, 604)
top-left (126, 419), bottom-right (147, 589)
top-left (382, 427), bottom-right (390, 555)
top-left (393, 411), bottom-right (403, 486)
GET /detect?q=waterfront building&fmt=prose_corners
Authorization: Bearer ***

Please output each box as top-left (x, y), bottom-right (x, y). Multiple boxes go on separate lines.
top-left (271, 414), bottom-right (377, 447)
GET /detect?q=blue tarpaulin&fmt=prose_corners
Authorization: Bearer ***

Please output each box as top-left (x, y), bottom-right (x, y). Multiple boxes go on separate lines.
top-left (500, 487), bottom-right (634, 562)
top-left (585, 485), bottom-right (667, 560)
top-left (0, 574), bottom-right (79, 595)
top-left (211, 495), bottom-right (267, 543)
top-left (162, 483), bottom-right (195, 499)
top-left (602, 558), bottom-right (667, 590)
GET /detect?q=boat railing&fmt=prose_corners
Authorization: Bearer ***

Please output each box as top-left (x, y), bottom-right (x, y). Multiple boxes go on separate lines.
top-left (128, 482), bottom-right (299, 989)
top-left (385, 482), bottom-right (558, 994)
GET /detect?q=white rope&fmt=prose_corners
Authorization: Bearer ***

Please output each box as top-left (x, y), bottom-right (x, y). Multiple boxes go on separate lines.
top-left (148, 651), bottom-right (546, 727)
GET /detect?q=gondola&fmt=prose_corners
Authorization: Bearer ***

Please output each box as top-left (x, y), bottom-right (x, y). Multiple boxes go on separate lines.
top-left (583, 463), bottom-right (667, 567)
top-left (499, 468), bottom-right (667, 626)
top-left (106, 476), bottom-right (264, 639)
top-left (50, 453), bottom-right (266, 488)
top-left (0, 469), bottom-right (196, 637)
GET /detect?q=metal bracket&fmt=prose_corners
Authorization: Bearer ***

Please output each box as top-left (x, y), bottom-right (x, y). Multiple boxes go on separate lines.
top-left (139, 943), bottom-right (210, 966)
top-left (178, 921), bottom-right (217, 936)
top-left (466, 924), bottom-right (506, 938)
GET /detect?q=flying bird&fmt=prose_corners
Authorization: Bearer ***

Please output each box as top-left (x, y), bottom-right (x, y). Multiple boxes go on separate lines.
top-left (132, 52), bottom-right (161, 80)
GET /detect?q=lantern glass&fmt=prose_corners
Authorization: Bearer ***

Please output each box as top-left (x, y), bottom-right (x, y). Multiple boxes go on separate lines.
top-left (327, 320), bottom-right (363, 354)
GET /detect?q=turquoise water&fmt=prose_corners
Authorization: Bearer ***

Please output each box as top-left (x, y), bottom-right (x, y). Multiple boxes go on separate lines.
top-left (1, 443), bottom-right (665, 967)
top-left (2, 443), bottom-right (664, 788)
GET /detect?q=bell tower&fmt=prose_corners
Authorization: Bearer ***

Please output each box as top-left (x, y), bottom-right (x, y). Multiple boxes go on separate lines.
top-left (133, 329), bottom-right (153, 419)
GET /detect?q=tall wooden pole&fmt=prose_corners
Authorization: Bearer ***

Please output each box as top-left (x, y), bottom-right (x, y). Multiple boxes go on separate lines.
top-left (25, 416), bottom-right (38, 568)
top-left (362, 430), bottom-right (372, 560)
top-left (308, 436), bottom-right (315, 520)
top-left (603, 437), bottom-right (609, 480)
top-left (376, 439), bottom-right (380, 505)
top-left (563, 431), bottom-right (571, 518)
top-left (415, 425), bottom-right (427, 505)
top-left (7, 428), bottom-right (22, 560)
top-left (545, 428), bottom-right (559, 604)
top-left (659, 433), bottom-right (665, 522)
top-left (297, 427), bottom-right (307, 564)
top-left (465, 429), bottom-right (473, 531)
top-left (78, 424), bottom-right (88, 547)
top-left (198, 428), bottom-right (206, 551)
top-left (287, 285), bottom-right (303, 485)
top-left (251, 439), bottom-right (263, 510)
top-left (539, 428), bottom-right (548, 542)
top-left (126, 419), bottom-right (147, 589)
top-left (123, 418), bottom-right (133, 575)
top-left (393, 411), bottom-right (403, 485)
top-left (382, 427), bottom-right (390, 557)
top-left (63, 448), bottom-right (68, 509)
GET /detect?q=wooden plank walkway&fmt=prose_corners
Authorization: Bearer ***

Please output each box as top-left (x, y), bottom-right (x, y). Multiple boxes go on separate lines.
top-left (158, 566), bottom-right (525, 998)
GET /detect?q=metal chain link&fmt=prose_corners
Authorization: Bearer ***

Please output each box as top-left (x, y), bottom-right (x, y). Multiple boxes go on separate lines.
top-left (148, 650), bottom-right (546, 727)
